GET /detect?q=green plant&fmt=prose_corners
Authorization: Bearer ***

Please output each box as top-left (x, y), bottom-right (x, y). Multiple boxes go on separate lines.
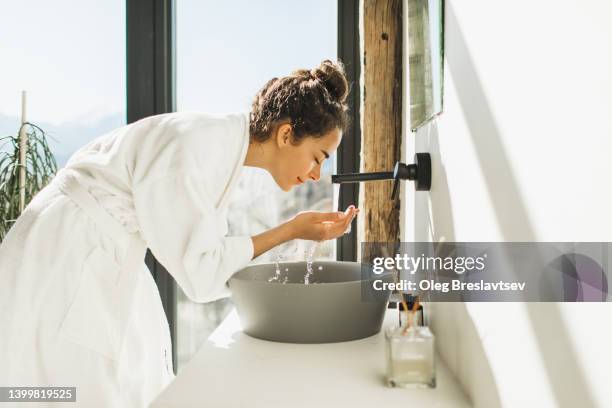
top-left (0, 122), bottom-right (57, 242)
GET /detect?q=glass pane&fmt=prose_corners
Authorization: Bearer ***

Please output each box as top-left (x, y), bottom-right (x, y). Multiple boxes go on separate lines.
top-left (408, 0), bottom-right (444, 130)
top-left (176, 0), bottom-right (337, 370)
top-left (0, 0), bottom-right (126, 168)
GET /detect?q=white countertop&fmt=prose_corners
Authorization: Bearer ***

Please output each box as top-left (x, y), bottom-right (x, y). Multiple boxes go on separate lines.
top-left (150, 307), bottom-right (471, 408)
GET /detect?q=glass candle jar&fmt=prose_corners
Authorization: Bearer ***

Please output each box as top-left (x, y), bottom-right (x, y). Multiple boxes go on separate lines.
top-left (384, 313), bottom-right (436, 388)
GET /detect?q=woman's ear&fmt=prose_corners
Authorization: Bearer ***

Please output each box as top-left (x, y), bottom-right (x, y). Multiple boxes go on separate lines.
top-left (275, 123), bottom-right (293, 148)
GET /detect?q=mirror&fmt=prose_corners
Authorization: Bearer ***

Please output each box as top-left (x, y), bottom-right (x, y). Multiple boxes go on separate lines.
top-left (408, 0), bottom-right (444, 131)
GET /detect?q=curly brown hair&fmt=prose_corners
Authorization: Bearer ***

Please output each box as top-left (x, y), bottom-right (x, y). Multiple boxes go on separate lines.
top-left (249, 59), bottom-right (350, 145)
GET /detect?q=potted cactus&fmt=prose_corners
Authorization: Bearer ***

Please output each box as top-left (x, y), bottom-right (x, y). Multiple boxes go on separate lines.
top-left (0, 92), bottom-right (57, 242)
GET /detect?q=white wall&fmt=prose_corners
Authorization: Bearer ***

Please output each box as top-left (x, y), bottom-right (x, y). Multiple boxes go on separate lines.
top-left (402, 0), bottom-right (612, 406)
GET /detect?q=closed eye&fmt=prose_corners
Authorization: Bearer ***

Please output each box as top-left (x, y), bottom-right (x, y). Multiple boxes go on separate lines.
top-left (316, 150), bottom-right (330, 165)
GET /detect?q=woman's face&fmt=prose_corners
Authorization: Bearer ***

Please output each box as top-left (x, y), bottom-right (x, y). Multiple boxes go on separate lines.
top-left (271, 123), bottom-right (342, 191)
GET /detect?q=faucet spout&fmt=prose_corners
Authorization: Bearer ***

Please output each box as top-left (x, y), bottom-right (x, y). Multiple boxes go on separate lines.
top-left (331, 171), bottom-right (394, 184)
top-left (330, 153), bottom-right (432, 199)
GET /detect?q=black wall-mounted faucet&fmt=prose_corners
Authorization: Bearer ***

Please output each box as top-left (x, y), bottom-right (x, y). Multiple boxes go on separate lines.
top-left (331, 153), bottom-right (432, 199)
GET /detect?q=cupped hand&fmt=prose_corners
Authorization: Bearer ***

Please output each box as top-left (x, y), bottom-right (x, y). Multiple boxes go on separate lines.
top-left (287, 205), bottom-right (359, 242)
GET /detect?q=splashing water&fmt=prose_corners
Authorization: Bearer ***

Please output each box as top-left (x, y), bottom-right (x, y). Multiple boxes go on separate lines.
top-left (268, 243), bottom-right (324, 285)
top-left (275, 255), bottom-right (282, 275)
top-left (304, 243), bottom-right (319, 284)
top-left (268, 253), bottom-right (284, 282)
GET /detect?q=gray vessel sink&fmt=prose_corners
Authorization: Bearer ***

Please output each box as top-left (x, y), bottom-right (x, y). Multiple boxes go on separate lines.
top-left (228, 261), bottom-right (393, 343)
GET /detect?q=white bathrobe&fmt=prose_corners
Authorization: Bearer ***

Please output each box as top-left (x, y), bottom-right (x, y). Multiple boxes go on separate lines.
top-left (0, 112), bottom-right (254, 407)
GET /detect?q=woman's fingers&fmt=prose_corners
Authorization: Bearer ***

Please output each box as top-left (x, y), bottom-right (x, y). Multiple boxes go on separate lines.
top-left (312, 205), bottom-right (357, 224)
top-left (344, 208), bottom-right (358, 230)
top-left (343, 209), bottom-right (357, 234)
top-left (313, 211), bottom-right (346, 223)
top-left (323, 207), bottom-right (358, 239)
top-left (293, 206), bottom-right (359, 241)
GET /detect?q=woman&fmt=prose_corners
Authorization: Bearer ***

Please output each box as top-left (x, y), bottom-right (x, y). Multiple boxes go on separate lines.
top-left (0, 59), bottom-right (358, 407)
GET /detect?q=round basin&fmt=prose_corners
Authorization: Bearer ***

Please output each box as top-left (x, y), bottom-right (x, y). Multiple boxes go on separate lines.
top-left (228, 261), bottom-right (393, 343)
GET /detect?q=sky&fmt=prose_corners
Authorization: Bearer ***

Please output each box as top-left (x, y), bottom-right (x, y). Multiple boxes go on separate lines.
top-left (0, 0), bottom-right (126, 125)
top-left (0, 0), bottom-right (337, 165)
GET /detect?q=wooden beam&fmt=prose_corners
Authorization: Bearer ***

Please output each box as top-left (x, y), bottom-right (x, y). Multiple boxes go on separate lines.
top-left (360, 0), bottom-right (403, 246)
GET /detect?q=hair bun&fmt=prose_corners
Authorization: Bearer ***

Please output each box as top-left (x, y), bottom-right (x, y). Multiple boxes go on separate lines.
top-left (310, 59), bottom-right (349, 104)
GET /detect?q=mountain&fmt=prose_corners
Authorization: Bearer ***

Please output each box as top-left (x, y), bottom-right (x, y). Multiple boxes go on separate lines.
top-left (0, 112), bottom-right (125, 167)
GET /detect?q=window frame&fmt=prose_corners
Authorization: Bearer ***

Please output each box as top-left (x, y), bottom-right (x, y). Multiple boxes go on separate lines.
top-left (337, 0), bottom-right (361, 262)
top-left (126, 0), bottom-right (360, 375)
top-left (126, 0), bottom-right (177, 373)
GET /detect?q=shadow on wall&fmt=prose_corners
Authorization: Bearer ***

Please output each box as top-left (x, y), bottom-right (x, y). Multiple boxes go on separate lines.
top-left (414, 2), bottom-right (596, 407)
top-left (417, 121), bottom-right (502, 408)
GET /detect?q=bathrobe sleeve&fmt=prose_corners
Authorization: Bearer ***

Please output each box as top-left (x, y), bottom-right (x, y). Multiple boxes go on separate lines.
top-left (132, 170), bottom-right (254, 303)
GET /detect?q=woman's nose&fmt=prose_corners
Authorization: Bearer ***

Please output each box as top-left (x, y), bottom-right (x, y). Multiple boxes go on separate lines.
top-left (309, 166), bottom-right (321, 181)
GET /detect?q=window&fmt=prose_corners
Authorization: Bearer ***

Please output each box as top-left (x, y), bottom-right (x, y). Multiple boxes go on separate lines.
top-left (0, 0), bottom-right (126, 167)
top-left (175, 0), bottom-right (337, 369)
